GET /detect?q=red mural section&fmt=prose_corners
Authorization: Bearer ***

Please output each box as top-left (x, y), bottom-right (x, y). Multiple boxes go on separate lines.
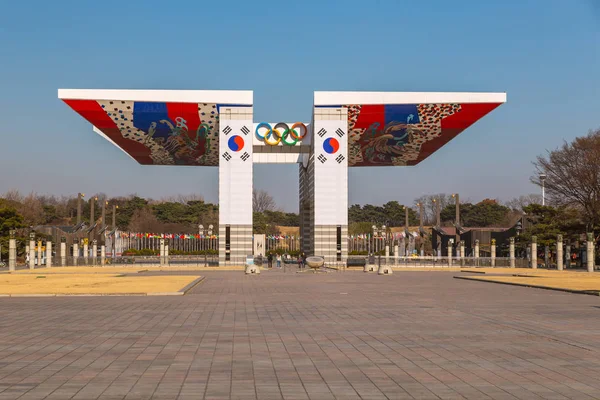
top-left (63, 99), bottom-right (154, 164)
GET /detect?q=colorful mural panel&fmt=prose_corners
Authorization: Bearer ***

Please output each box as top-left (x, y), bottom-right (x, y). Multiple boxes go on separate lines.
top-left (63, 99), bottom-right (223, 166)
top-left (345, 102), bottom-right (503, 166)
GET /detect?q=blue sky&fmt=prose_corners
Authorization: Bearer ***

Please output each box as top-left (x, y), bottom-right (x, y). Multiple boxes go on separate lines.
top-left (0, 0), bottom-right (598, 211)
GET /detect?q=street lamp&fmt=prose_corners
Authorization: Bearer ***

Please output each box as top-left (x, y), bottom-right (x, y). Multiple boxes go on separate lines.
top-left (539, 173), bottom-right (547, 206)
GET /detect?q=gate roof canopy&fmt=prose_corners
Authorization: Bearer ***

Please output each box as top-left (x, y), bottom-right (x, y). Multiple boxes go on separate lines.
top-left (59, 89), bottom-right (505, 167)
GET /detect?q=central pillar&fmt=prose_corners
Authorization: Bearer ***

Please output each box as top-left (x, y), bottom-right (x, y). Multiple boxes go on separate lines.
top-left (218, 106), bottom-right (254, 264)
top-left (309, 107), bottom-right (348, 263)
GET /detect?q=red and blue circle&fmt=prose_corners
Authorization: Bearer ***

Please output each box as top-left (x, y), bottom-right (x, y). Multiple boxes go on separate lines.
top-left (228, 135), bottom-right (244, 152)
top-left (323, 137), bottom-right (339, 154)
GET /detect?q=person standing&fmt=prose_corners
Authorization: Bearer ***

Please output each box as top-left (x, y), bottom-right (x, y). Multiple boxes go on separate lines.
top-left (267, 253), bottom-right (273, 268)
top-left (276, 254), bottom-right (281, 268)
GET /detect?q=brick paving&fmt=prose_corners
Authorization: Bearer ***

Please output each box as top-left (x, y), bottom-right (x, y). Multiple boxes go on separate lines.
top-left (0, 269), bottom-right (600, 399)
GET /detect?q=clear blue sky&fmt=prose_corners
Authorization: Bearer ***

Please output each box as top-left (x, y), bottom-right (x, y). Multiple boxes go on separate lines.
top-left (0, 0), bottom-right (598, 211)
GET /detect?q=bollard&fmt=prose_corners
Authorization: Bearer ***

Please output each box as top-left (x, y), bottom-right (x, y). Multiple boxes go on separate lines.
top-left (60, 240), bottom-right (66, 266)
top-left (474, 239), bottom-right (480, 267)
top-left (460, 241), bottom-right (465, 267)
top-left (491, 239), bottom-right (496, 267)
top-left (29, 239), bottom-right (35, 270)
top-left (509, 237), bottom-right (515, 268)
top-left (37, 240), bottom-right (43, 267)
top-left (393, 244), bottom-right (398, 265)
top-left (587, 233), bottom-right (594, 272)
top-left (92, 240), bottom-right (97, 266)
top-left (46, 241), bottom-right (52, 268)
top-left (557, 234), bottom-right (563, 271)
top-left (159, 239), bottom-right (165, 266)
top-left (73, 243), bottom-right (79, 266)
top-left (83, 242), bottom-right (89, 265)
top-left (8, 232), bottom-right (16, 271)
top-left (531, 236), bottom-right (537, 269)
top-left (447, 243), bottom-right (453, 267)
top-left (101, 245), bottom-right (106, 266)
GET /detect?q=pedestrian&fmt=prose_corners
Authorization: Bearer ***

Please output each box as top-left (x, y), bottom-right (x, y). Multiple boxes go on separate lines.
top-left (297, 255), bottom-right (302, 269)
top-left (267, 253), bottom-right (273, 268)
top-left (276, 253), bottom-right (282, 268)
top-left (301, 252), bottom-right (306, 269)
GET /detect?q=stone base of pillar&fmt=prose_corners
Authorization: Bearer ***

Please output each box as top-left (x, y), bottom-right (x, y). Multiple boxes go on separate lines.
top-left (219, 225), bottom-right (252, 265)
top-left (312, 225), bottom-right (348, 264)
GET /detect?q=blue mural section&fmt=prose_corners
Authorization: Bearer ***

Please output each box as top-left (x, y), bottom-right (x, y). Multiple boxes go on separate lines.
top-left (132, 102), bottom-right (173, 140)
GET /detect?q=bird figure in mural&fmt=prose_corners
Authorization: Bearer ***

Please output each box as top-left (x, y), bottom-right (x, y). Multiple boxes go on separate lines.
top-left (144, 122), bottom-right (157, 146)
top-left (361, 123), bottom-right (421, 164)
top-left (407, 114), bottom-right (414, 124)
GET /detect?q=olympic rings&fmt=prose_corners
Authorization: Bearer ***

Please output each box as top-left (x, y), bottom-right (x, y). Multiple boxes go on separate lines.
top-left (255, 122), bottom-right (308, 146)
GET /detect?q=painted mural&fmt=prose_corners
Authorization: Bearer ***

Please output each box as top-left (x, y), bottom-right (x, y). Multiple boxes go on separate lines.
top-left (344, 102), bottom-right (502, 166)
top-left (63, 99), bottom-right (223, 166)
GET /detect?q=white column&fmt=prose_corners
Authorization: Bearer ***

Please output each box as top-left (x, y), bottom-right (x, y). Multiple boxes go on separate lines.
top-left (92, 241), bottom-right (97, 265)
top-left (100, 245), bottom-right (106, 265)
top-left (586, 233), bottom-right (594, 272)
top-left (557, 235), bottom-right (563, 271)
top-left (531, 236), bottom-right (537, 269)
top-left (73, 243), bottom-right (79, 266)
top-left (509, 237), bottom-right (515, 268)
top-left (474, 240), bottom-right (480, 258)
top-left (218, 106), bottom-right (254, 264)
top-left (394, 244), bottom-right (399, 264)
top-left (60, 242), bottom-right (66, 266)
top-left (159, 239), bottom-right (165, 266)
top-left (312, 108), bottom-right (349, 263)
top-left (448, 242), bottom-right (453, 267)
top-left (9, 238), bottom-right (16, 271)
top-left (46, 242), bottom-right (52, 268)
top-left (37, 241), bottom-right (42, 267)
top-left (29, 239), bottom-right (35, 270)
top-left (83, 242), bottom-right (89, 265)
top-left (491, 240), bottom-right (496, 267)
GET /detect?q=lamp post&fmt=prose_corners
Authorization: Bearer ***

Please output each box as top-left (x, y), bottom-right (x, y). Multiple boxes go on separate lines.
top-left (539, 173), bottom-right (547, 206)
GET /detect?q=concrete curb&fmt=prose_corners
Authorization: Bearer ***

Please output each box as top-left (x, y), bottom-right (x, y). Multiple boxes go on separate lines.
top-left (178, 276), bottom-right (205, 294)
top-left (454, 275), bottom-right (600, 296)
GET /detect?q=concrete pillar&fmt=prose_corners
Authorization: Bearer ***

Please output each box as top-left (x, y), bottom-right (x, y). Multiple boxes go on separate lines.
top-left (83, 242), bottom-right (89, 265)
top-left (393, 244), bottom-right (398, 264)
top-left (92, 241), bottom-right (97, 266)
top-left (557, 234), bottom-right (563, 271)
top-left (46, 242), bottom-right (52, 268)
top-left (73, 243), bottom-right (79, 266)
top-left (491, 239), bottom-right (496, 267)
top-left (459, 240), bottom-right (465, 267)
top-left (101, 245), bottom-right (106, 265)
top-left (60, 241), bottom-right (66, 266)
top-left (29, 239), bottom-right (35, 269)
top-left (8, 238), bottom-right (16, 271)
top-left (385, 244), bottom-right (389, 259)
top-left (587, 233), bottom-right (594, 272)
top-left (164, 245), bottom-right (169, 266)
top-left (474, 240), bottom-right (480, 258)
top-left (565, 244), bottom-right (571, 269)
top-left (159, 239), bottom-right (165, 266)
top-left (531, 236), bottom-right (537, 269)
top-left (509, 237), bottom-right (515, 268)
top-left (37, 241), bottom-right (43, 267)
top-left (448, 242), bottom-right (453, 267)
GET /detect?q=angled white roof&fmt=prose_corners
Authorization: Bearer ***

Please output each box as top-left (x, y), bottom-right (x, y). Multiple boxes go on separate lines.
top-left (314, 91), bottom-right (507, 106)
top-left (58, 89), bottom-right (253, 105)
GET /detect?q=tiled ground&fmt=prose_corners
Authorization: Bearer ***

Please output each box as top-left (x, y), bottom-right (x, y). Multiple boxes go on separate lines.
top-left (1, 268), bottom-right (599, 399)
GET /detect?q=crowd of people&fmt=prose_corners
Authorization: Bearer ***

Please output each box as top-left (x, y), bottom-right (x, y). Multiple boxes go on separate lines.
top-left (262, 252), bottom-right (307, 269)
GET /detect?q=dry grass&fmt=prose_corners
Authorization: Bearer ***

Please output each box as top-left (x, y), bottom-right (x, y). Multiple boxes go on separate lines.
top-left (11, 266), bottom-right (244, 274)
top-left (0, 273), bottom-right (201, 295)
top-left (460, 273), bottom-right (600, 292)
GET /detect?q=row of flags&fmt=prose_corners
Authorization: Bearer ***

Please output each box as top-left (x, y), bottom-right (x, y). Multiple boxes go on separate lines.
top-left (117, 232), bottom-right (218, 239)
top-left (349, 232), bottom-right (419, 239)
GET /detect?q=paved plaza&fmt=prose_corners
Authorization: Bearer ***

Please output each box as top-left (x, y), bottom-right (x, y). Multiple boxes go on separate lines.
top-left (1, 269), bottom-right (600, 399)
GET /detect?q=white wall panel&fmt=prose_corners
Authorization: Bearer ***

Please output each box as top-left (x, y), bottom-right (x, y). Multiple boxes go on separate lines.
top-left (218, 110), bottom-right (253, 225)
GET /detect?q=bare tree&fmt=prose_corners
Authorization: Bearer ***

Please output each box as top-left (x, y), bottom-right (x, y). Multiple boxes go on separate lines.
top-left (413, 194), bottom-right (454, 225)
top-left (504, 194), bottom-right (542, 212)
top-left (532, 128), bottom-right (600, 229)
top-left (253, 189), bottom-right (276, 213)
